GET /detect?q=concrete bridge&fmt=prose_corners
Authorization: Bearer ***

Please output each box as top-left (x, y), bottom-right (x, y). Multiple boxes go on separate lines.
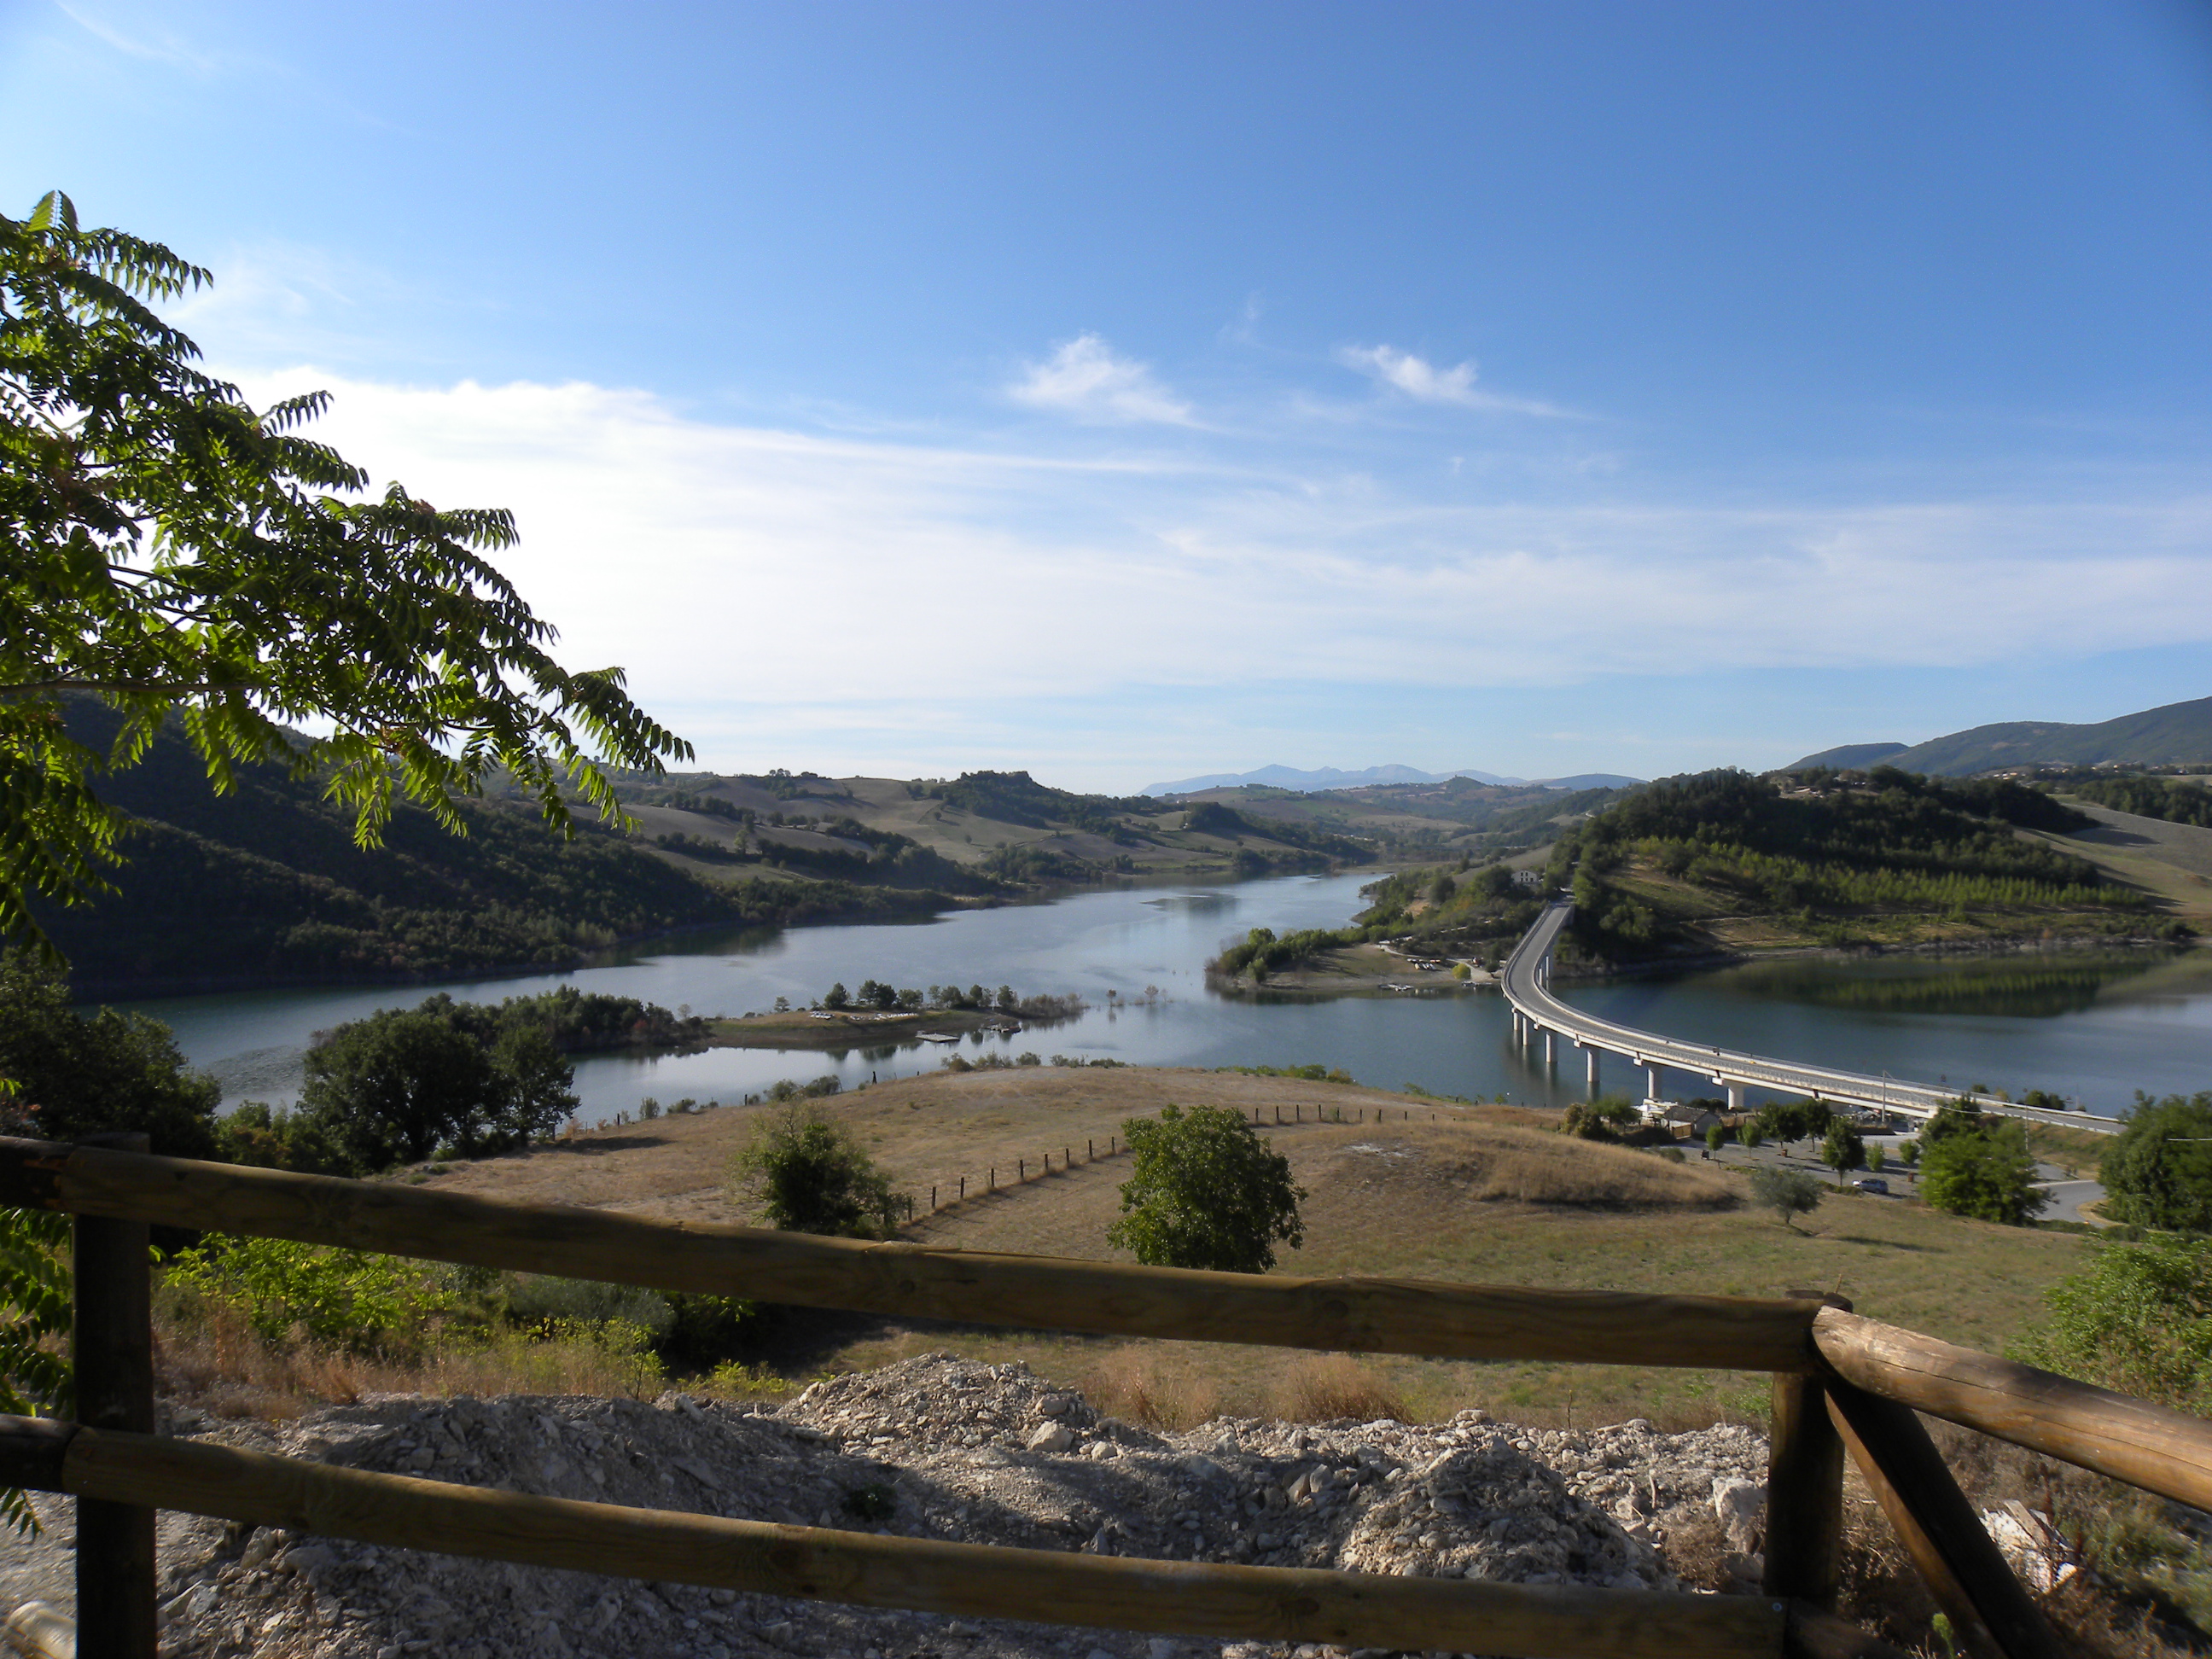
top-left (1499, 901), bottom-right (2122, 1133)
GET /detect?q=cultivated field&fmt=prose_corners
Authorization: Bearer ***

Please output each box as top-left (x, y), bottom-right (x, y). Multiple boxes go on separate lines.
top-left (427, 1067), bottom-right (2087, 1429)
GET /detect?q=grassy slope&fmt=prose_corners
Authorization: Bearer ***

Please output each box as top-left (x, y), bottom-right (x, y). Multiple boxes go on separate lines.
top-left (2036, 800), bottom-right (2212, 923)
top-left (616, 771), bottom-right (1358, 882)
top-left (429, 1067), bottom-right (2083, 1429)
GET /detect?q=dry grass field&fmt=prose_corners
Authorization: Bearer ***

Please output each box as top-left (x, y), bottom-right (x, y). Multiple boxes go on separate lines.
top-left (423, 1066), bottom-right (2086, 1430)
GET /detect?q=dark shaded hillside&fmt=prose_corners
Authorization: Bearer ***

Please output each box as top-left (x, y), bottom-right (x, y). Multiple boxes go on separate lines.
top-left (41, 709), bottom-right (947, 995)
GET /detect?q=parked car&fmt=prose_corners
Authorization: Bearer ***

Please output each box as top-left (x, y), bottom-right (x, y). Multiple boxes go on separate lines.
top-left (1852, 1178), bottom-right (1890, 1195)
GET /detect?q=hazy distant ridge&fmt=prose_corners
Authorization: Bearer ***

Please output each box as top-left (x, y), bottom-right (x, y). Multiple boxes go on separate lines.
top-left (1785, 694), bottom-right (2212, 776)
top-left (1144, 763), bottom-right (1642, 795)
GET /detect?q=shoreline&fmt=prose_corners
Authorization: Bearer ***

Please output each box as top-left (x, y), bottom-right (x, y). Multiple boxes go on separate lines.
top-left (1551, 931), bottom-right (2208, 984)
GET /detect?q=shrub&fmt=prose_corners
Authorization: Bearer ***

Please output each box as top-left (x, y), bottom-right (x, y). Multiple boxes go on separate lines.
top-left (1921, 1120), bottom-right (2047, 1225)
top-left (2100, 1091), bottom-right (2212, 1234)
top-left (166, 1236), bottom-right (453, 1352)
top-left (2011, 1235), bottom-right (2212, 1410)
top-left (1108, 1103), bottom-right (1305, 1273)
top-left (1749, 1166), bottom-right (1823, 1231)
top-left (728, 1105), bottom-right (905, 1238)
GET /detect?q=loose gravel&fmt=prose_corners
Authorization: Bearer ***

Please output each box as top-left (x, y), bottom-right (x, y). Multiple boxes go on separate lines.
top-left (3, 1354), bottom-right (1773, 1658)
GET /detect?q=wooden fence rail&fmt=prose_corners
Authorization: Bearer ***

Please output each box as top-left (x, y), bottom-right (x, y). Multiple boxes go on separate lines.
top-left (0, 1415), bottom-right (1896, 1659)
top-left (0, 1137), bottom-right (1823, 1371)
top-left (3, 1132), bottom-right (2192, 1659)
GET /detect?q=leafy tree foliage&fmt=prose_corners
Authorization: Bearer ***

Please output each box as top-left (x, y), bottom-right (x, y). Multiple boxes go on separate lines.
top-left (297, 998), bottom-right (579, 1171)
top-left (1107, 1103), bottom-right (1306, 1273)
top-left (1755, 1098), bottom-right (1834, 1146)
top-left (1919, 1116), bottom-right (2047, 1225)
top-left (2100, 1092), bottom-right (2212, 1234)
top-left (166, 1234), bottom-right (454, 1349)
top-left (2011, 1235), bottom-right (2212, 1410)
top-left (0, 947), bottom-right (218, 1156)
top-left (728, 1104), bottom-right (903, 1237)
top-left (1821, 1121), bottom-right (1866, 1181)
top-left (2060, 776), bottom-right (2212, 830)
top-left (1749, 1165), bottom-right (1824, 1231)
top-left (0, 192), bottom-right (689, 958)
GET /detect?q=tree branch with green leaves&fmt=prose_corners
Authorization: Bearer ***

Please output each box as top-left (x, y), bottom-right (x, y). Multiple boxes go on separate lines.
top-left (1, 190), bottom-right (692, 958)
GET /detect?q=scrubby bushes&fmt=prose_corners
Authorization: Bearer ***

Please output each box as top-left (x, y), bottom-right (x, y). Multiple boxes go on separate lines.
top-left (2100, 1091), bottom-right (2212, 1233)
top-left (727, 1104), bottom-right (906, 1237)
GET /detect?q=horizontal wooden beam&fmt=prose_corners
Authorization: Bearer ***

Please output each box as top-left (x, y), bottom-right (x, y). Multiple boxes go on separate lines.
top-left (20, 1417), bottom-right (1799, 1659)
top-left (0, 1137), bottom-right (1821, 1371)
top-left (1813, 1308), bottom-right (2212, 1513)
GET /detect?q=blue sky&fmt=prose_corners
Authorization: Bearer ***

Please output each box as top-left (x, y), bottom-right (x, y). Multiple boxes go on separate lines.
top-left (6, 1), bottom-right (2211, 791)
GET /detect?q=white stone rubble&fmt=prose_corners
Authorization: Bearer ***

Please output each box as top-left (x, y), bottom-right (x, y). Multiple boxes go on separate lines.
top-left (25, 1354), bottom-right (1774, 1658)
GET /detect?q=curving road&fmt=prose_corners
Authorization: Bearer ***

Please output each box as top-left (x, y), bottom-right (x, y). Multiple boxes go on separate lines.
top-left (1500, 901), bottom-right (2122, 1133)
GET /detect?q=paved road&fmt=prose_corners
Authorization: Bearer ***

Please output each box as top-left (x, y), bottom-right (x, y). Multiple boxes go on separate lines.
top-left (2036, 1179), bottom-right (2109, 1226)
top-left (1502, 900), bottom-right (2122, 1133)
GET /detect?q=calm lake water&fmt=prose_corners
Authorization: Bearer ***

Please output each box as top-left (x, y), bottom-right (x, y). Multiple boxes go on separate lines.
top-left (106, 873), bottom-right (2211, 1122)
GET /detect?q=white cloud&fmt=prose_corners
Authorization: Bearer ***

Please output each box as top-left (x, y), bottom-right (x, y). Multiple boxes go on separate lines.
top-left (1336, 344), bottom-right (1573, 417)
top-left (214, 366), bottom-right (2212, 780)
top-left (1006, 333), bottom-right (1195, 425)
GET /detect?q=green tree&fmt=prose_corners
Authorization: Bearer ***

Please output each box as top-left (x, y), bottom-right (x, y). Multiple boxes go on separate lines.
top-left (296, 1007), bottom-right (562, 1171)
top-left (728, 1104), bottom-right (903, 1237)
top-left (824, 982), bottom-right (850, 1010)
top-left (1865, 1144), bottom-right (1885, 1173)
top-left (1706, 1123), bottom-right (1729, 1154)
top-left (0, 193), bottom-right (689, 958)
top-left (0, 947), bottom-right (218, 1157)
top-left (1749, 1165), bottom-right (1823, 1231)
top-left (1821, 1121), bottom-right (1866, 1185)
top-left (2010, 1235), bottom-right (2212, 1410)
top-left (1107, 1103), bottom-right (1305, 1273)
top-left (2100, 1092), bottom-right (2212, 1234)
top-left (1920, 1121), bottom-right (2048, 1225)
top-left (1738, 1121), bottom-right (1764, 1150)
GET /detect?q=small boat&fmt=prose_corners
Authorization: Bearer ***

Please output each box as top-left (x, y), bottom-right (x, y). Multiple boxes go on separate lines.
top-left (916, 1032), bottom-right (962, 1044)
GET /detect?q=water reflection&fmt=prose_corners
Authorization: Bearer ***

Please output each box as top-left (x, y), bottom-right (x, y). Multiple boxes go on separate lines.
top-left (1704, 952), bottom-right (2186, 1020)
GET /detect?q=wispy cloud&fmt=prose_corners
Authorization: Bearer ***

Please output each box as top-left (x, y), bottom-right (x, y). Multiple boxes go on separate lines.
top-left (54, 2), bottom-right (227, 73)
top-left (1006, 333), bottom-right (1196, 425)
top-left (225, 369), bottom-right (2212, 746)
top-left (1336, 343), bottom-right (1575, 417)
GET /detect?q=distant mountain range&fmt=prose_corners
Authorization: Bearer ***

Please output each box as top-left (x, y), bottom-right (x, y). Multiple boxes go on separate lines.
top-left (1785, 694), bottom-right (2212, 777)
top-left (1143, 764), bottom-right (1643, 795)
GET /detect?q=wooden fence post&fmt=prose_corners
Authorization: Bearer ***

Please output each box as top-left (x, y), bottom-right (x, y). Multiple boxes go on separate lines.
top-left (75, 1130), bottom-right (155, 1659)
top-left (1825, 1381), bottom-right (2065, 1659)
top-left (1767, 1296), bottom-right (1848, 1610)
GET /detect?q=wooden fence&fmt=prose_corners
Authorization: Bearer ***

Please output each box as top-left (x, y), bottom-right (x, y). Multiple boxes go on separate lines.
top-left (3, 1133), bottom-right (2206, 1659)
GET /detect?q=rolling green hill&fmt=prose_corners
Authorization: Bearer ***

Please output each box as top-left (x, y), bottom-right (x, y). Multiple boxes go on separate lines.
top-left (1545, 767), bottom-right (2179, 963)
top-left (1788, 695), bottom-right (2212, 776)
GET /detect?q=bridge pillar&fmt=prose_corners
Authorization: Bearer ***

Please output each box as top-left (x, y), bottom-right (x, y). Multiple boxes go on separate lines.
top-left (1724, 1080), bottom-right (1747, 1115)
top-left (1586, 1045), bottom-right (1600, 1091)
top-left (1543, 1028), bottom-right (1556, 1067)
top-left (1644, 1061), bottom-right (1664, 1103)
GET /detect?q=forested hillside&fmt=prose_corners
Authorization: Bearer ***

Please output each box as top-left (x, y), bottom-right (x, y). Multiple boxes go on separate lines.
top-left (43, 709), bottom-right (970, 993)
top-left (45, 714), bottom-right (1386, 992)
top-left (1547, 767), bottom-right (2180, 962)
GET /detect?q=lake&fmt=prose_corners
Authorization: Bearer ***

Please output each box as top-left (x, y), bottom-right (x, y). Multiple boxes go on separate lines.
top-left (104, 873), bottom-right (2211, 1122)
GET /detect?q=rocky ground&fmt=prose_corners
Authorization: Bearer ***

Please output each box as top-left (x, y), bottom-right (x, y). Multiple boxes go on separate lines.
top-left (1, 1354), bottom-right (1774, 1659)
